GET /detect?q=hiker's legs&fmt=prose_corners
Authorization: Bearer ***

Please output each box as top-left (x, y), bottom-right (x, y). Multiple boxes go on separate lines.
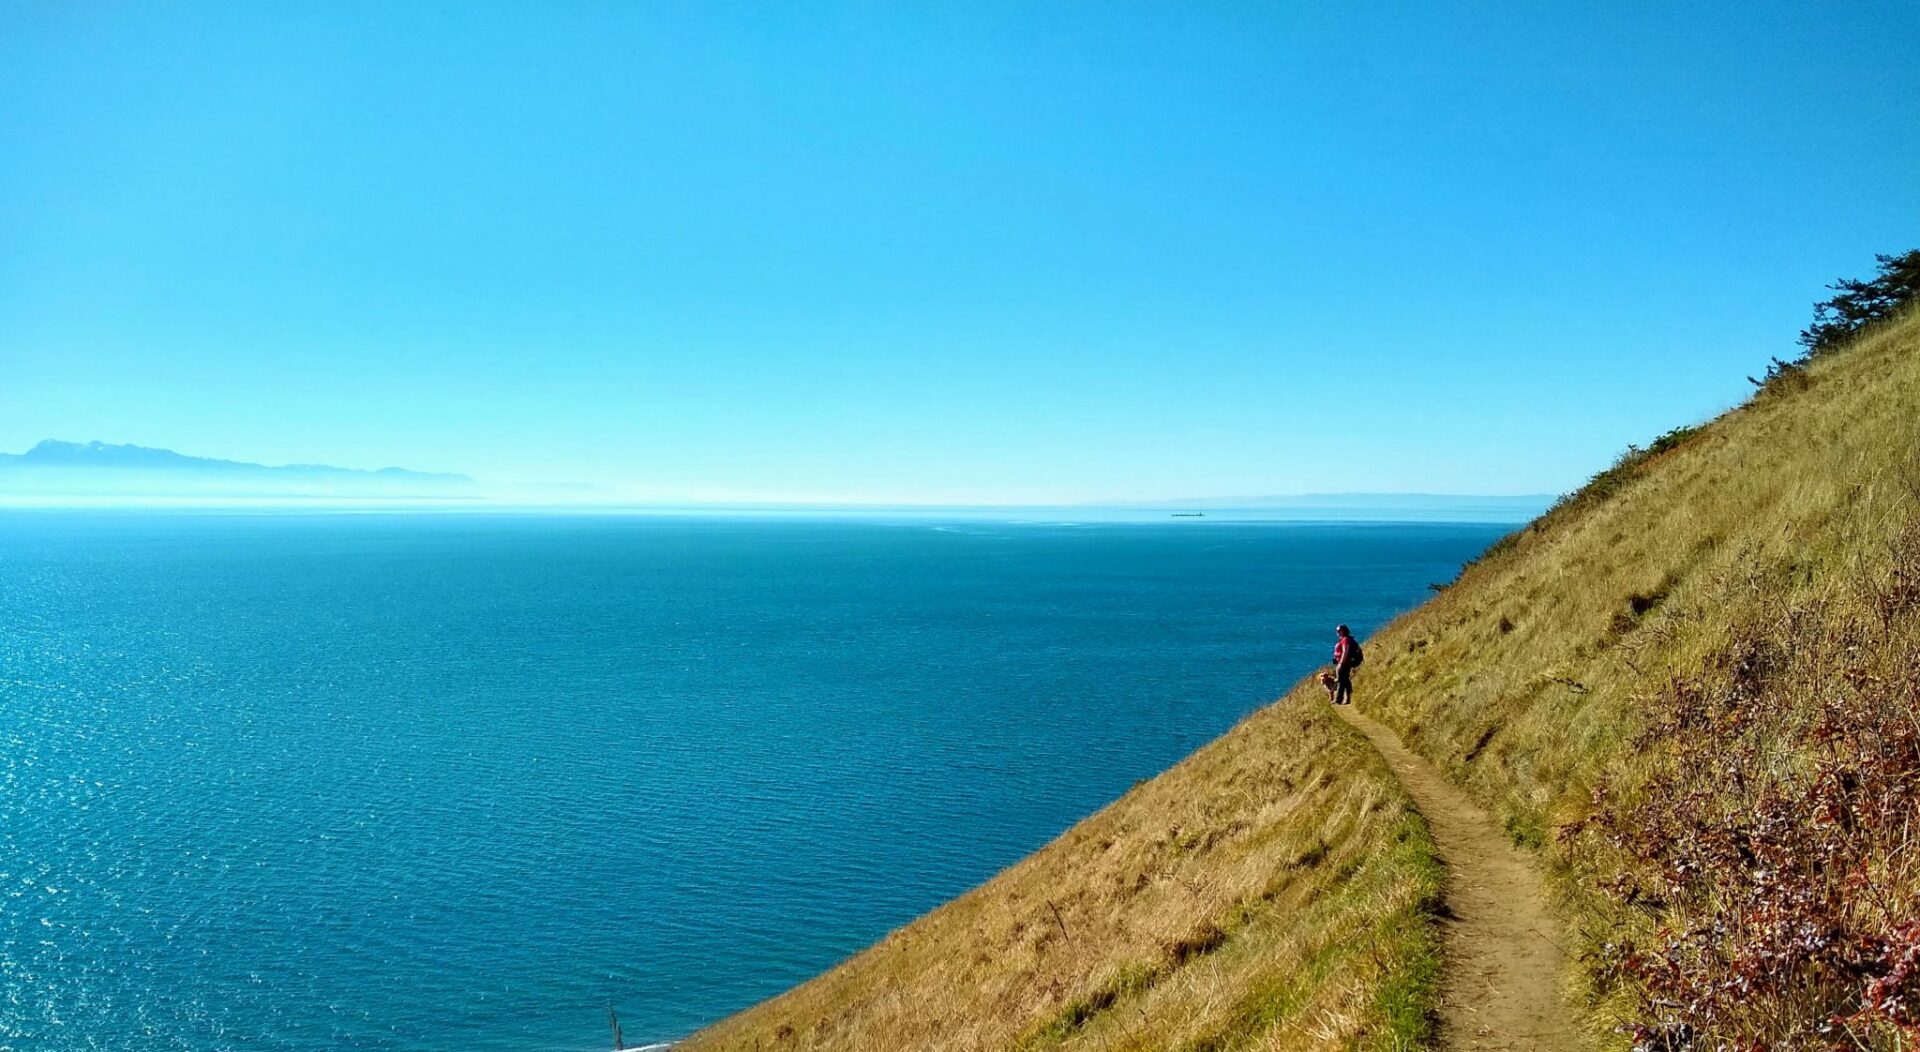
top-left (1333, 666), bottom-right (1353, 705)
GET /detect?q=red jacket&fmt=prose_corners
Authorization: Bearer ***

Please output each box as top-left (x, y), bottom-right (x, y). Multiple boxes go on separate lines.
top-left (1333, 636), bottom-right (1356, 668)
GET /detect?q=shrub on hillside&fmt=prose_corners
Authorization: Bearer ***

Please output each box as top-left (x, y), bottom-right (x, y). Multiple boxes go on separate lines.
top-left (1747, 355), bottom-right (1811, 395)
top-left (1573, 522), bottom-right (1920, 1050)
top-left (1746, 251), bottom-right (1918, 397)
top-left (1799, 251), bottom-right (1920, 358)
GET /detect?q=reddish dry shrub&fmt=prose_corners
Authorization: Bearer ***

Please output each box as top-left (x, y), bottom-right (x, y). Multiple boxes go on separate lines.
top-left (1574, 527), bottom-right (1920, 1050)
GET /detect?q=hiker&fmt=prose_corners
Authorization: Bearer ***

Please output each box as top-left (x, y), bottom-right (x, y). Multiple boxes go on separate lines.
top-left (1330, 624), bottom-right (1363, 705)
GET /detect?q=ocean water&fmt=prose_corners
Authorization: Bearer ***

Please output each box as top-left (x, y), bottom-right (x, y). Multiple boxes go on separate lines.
top-left (0, 512), bottom-right (1508, 1050)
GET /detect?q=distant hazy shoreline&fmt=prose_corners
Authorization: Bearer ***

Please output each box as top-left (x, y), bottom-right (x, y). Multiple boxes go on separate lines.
top-left (0, 497), bottom-right (1550, 524)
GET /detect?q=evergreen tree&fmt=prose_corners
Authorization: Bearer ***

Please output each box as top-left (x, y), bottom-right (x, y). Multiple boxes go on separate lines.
top-left (1798, 250), bottom-right (1920, 356)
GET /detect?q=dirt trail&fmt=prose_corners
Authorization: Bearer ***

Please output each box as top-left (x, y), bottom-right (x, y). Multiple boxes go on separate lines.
top-left (1332, 703), bottom-right (1584, 1051)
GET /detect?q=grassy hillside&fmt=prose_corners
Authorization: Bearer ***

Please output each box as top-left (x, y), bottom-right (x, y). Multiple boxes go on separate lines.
top-left (1357, 307), bottom-right (1920, 1047)
top-left (682, 696), bottom-right (1446, 1051)
top-left (684, 309), bottom-right (1920, 1051)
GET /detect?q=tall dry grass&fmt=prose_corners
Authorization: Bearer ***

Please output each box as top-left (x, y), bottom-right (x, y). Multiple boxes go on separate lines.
top-left (1355, 309), bottom-right (1920, 1047)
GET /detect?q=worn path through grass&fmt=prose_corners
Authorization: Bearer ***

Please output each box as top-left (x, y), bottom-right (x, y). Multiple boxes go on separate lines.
top-left (1331, 700), bottom-right (1582, 1051)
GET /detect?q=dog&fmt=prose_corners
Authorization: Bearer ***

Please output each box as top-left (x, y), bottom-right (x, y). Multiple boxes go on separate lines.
top-left (1318, 668), bottom-right (1339, 701)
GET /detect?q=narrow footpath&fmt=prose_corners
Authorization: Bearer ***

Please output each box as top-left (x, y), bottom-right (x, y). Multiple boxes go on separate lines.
top-left (1331, 703), bottom-right (1584, 1051)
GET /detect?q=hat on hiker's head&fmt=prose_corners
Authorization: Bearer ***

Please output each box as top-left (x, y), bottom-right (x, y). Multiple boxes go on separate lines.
top-left (1336, 624), bottom-right (1350, 635)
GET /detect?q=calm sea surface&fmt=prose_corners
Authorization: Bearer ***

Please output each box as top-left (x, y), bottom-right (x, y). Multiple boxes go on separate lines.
top-left (0, 513), bottom-right (1507, 1050)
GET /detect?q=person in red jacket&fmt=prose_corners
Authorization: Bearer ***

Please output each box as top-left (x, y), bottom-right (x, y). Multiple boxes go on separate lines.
top-left (1330, 624), bottom-right (1363, 705)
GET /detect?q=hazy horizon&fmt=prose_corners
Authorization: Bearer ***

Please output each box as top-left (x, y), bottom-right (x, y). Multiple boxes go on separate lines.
top-left (0, 437), bottom-right (1555, 514)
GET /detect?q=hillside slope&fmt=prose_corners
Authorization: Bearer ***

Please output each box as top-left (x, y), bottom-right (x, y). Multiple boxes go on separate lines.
top-left (683, 310), bottom-right (1919, 1051)
top-left (1359, 309), bottom-right (1920, 1048)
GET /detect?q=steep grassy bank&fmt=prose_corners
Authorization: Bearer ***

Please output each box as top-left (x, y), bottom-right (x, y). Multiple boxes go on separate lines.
top-left (1356, 308), bottom-right (1920, 1047)
top-left (681, 697), bottom-right (1447, 1051)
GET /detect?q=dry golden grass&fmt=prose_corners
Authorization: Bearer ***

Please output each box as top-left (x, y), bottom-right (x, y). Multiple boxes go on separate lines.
top-left (1352, 309), bottom-right (1920, 1045)
top-left (680, 696), bottom-right (1445, 1052)
top-left (1365, 310), bottom-right (1917, 814)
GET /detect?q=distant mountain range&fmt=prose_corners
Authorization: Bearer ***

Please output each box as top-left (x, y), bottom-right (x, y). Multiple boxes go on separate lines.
top-left (0, 440), bottom-right (478, 499)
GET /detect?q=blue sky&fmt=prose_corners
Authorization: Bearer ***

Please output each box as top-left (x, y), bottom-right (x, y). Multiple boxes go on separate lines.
top-left (2, 3), bottom-right (1916, 503)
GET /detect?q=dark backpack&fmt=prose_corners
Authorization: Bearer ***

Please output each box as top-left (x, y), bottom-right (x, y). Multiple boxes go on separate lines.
top-left (1347, 640), bottom-right (1365, 667)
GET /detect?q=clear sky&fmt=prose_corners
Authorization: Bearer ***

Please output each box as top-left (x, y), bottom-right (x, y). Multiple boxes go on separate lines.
top-left (3, 3), bottom-right (1916, 503)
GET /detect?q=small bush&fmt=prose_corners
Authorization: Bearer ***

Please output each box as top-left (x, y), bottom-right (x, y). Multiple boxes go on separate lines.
top-left (1502, 812), bottom-right (1546, 850)
top-left (1748, 355), bottom-right (1811, 396)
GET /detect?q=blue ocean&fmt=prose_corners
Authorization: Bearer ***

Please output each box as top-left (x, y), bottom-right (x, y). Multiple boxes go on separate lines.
top-left (0, 512), bottom-right (1506, 1050)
